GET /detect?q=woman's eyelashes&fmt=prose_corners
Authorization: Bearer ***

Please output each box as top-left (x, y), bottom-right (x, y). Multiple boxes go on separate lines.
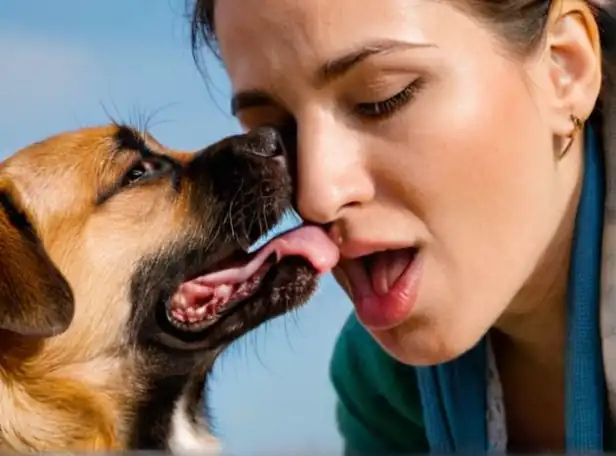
top-left (238, 78), bottom-right (423, 130)
top-left (354, 79), bottom-right (423, 119)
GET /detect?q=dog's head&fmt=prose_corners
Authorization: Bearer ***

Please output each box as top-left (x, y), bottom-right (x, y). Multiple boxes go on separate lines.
top-left (0, 124), bottom-right (338, 451)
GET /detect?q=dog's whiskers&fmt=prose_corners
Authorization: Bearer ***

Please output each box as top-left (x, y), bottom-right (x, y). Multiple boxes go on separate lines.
top-left (225, 178), bottom-right (247, 247)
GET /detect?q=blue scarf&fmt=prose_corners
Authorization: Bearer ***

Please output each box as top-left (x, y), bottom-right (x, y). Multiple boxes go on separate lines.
top-left (415, 126), bottom-right (606, 452)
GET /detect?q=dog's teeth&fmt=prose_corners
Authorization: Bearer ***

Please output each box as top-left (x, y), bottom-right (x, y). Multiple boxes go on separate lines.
top-left (171, 309), bottom-right (186, 322)
top-left (216, 284), bottom-right (233, 299)
top-left (167, 273), bottom-right (268, 331)
top-left (185, 306), bottom-right (197, 318)
top-left (173, 294), bottom-right (188, 309)
top-left (195, 305), bottom-right (207, 317)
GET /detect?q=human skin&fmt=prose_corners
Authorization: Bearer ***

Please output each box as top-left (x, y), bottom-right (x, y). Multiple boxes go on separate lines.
top-left (214, 0), bottom-right (601, 368)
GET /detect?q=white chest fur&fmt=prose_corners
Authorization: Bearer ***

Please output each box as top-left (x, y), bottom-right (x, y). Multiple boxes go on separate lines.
top-left (167, 394), bottom-right (221, 454)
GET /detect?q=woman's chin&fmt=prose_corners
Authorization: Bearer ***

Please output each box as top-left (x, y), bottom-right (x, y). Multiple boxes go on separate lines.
top-left (369, 316), bottom-right (489, 366)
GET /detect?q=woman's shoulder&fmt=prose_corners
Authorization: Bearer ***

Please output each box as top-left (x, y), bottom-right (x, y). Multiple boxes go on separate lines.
top-left (329, 312), bottom-right (429, 454)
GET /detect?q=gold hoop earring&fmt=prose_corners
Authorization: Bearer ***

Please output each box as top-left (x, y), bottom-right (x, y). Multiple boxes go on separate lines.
top-left (557, 114), bottom-right (583, 159)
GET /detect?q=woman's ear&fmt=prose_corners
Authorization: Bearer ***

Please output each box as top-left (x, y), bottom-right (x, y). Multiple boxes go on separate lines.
top-left (543, 0), bottom-right (602, 134)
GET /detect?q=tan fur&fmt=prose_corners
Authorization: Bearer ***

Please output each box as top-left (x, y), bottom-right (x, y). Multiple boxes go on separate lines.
top-left (0, 125), bottom-right (204, 451)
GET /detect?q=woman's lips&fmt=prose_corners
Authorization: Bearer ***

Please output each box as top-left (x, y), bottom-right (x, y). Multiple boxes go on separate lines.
top-left (341, 248), bottom-right (423, 330)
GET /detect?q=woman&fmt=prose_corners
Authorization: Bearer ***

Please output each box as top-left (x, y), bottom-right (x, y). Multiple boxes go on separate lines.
top-left (189, 0), bottom-right (616, 453)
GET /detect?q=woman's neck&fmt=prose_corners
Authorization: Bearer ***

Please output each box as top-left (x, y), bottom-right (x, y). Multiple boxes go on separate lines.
top-left (494, 153), bottom-right (584, 364)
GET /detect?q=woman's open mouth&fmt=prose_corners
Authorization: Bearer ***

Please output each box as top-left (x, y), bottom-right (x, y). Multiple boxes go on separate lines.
top-left (340, 246), bottom-right (424, 330)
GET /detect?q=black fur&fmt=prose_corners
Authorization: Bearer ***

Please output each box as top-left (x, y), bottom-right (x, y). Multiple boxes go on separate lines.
top-left (114, 124), bottom-right (150, 153)
top-left (128, 372), bottom-right (188, 448)
top-left (126, 127), bottom-right (320, 449)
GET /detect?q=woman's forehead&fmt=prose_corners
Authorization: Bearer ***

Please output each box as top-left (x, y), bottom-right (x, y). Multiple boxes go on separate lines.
top-left (214, 0), bottom-right (487, 89)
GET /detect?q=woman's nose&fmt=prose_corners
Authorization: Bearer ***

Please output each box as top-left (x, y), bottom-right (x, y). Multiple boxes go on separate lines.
top-left (295, 119), bottom-right (375, 224)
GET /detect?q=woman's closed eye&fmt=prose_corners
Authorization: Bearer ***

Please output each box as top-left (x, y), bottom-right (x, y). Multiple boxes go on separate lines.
top-left (355, 79), bottom-right (423, 119)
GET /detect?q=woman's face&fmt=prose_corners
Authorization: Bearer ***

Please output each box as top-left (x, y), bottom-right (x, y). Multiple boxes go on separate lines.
top-left (214, 0), bottom-right (587, 364)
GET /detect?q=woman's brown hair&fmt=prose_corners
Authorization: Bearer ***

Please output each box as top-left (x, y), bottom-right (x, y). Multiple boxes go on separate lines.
top-left (189, 1), bottom-right (614, 57)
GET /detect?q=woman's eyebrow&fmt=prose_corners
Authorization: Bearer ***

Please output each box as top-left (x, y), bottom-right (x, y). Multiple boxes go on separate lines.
top-left (316, 39), bottom-right (435, 85)
top-left (230, 39), bottom-right (435, 116)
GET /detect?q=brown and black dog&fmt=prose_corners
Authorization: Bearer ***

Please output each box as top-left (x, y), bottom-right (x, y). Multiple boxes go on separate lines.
top-left (0, 124), bottom-right (338, 452)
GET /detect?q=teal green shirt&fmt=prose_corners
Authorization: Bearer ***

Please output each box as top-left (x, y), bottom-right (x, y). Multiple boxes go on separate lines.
top-left (330, 312), bottom-right (616, 454)
top-left (330, 312), bottom-right (429, 455)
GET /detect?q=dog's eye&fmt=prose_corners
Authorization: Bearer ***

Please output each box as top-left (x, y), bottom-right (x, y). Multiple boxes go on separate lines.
top-left (122, 157), bottom-right (170, 187)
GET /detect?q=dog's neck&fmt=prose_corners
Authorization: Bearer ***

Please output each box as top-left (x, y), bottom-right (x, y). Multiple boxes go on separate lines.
top-left (129, 364), bottom-right (220, 453)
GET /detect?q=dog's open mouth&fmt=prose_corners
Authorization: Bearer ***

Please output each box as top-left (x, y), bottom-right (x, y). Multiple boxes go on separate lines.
top-left (165, 225), bottom-right (338, 333)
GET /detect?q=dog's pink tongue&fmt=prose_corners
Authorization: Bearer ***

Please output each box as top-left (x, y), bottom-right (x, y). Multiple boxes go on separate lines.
top-left (170, 225), bottom-right (340, 321)
top-left (197, 224), bottom-right (340, 286)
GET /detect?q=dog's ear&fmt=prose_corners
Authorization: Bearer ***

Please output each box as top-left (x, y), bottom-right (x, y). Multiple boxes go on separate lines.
top-left (0, 183), bottom-right (75, 337)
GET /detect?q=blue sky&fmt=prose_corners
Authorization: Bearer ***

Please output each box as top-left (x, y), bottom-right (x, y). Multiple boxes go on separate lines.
top-left (0, 2), bottom-right (352, 454)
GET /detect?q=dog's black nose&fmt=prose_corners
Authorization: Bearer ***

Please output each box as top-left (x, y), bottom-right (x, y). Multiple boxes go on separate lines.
top-left (237, 126), bottom-right (285, 158)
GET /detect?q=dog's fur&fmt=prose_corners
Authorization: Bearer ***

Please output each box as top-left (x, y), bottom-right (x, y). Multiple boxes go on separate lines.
top-left (0, 124), bottom-right (317, 452)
